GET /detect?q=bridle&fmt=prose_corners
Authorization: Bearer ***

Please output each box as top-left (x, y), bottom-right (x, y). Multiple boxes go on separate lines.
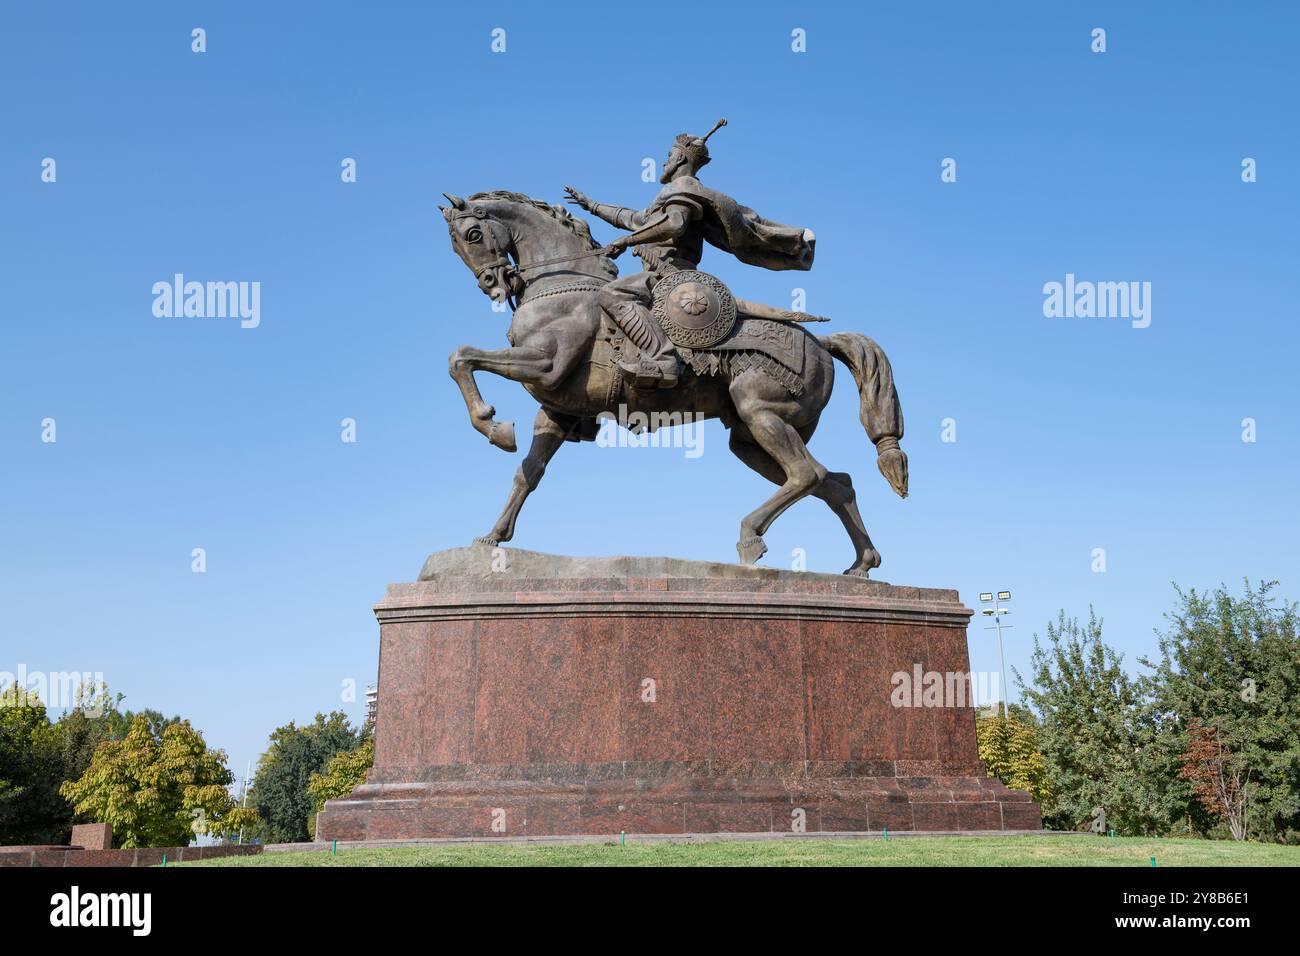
top-left (446, 201), bottom-right (524, 311)
top-left (447, 200), bottom-right (614, 313)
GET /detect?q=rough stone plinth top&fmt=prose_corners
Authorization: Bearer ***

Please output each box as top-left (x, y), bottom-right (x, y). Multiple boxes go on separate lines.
top-left (421, 544), bottom-right (880, 586)
top-left (400, 546), bottom-right (969, 620)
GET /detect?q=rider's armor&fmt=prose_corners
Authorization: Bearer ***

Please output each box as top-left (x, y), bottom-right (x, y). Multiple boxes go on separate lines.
top-left (582, 119), bottom-right (814, 389)
top-left (592, 189), bottom-right (707, 389)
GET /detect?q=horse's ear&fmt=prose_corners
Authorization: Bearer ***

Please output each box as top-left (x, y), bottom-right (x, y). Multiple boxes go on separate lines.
top-left (442, 192), bottom-right (467, 210)
top-left (438, 204), bottom-right (452, 221)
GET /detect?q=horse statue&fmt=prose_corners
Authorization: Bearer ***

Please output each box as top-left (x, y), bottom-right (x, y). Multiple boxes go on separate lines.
top-left (439, 190), bottom-right (908, 576)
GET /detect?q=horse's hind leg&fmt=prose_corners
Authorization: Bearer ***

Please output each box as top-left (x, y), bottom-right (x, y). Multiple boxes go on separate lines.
top-left (728, 373), bottom-right (827, 565)
top-left (728, 433), bottom-right (881, 576)
top-left (478, 407), bottom-right (572, 545)
top-left (817, 471), bottom-right (881, 576)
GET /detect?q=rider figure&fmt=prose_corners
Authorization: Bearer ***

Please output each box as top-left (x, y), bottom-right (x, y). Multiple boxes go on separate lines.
top-left (564, 120), bottom-right (729, 389)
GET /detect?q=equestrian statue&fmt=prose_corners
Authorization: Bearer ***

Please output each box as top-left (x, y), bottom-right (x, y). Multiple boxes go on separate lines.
top-left (441, 119), bottom-right (908, 575)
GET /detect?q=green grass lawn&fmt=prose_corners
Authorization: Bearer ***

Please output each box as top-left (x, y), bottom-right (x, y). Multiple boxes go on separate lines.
top-left (178, 836), bottom-right (1300, 867)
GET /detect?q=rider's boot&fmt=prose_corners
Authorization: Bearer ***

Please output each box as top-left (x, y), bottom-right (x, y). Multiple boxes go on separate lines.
top-left (618, 349), bottom-right (680, 389)
top-left (612, 302), bottom-right (680, 389)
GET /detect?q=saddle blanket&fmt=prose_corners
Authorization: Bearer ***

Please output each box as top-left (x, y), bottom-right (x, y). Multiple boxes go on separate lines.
top-left (677, 317), bottom-right (809, 395)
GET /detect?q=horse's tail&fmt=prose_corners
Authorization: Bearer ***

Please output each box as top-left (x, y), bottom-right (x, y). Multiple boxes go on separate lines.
top-left (820, 332), bottom-right (908, 498)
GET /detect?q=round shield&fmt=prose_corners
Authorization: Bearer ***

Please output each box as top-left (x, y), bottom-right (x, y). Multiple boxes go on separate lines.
top-left (652, 270), bottom-right (737, 348)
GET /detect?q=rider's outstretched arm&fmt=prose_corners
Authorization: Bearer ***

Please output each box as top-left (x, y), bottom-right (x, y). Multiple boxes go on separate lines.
top-left (615, 205), bottom-right (696, 248)
top-left (587, 201), bottom-right (647, 231)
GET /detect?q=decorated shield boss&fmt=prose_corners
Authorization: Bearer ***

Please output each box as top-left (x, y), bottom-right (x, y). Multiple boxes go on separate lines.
top-left (652, 270), bottom-right (737, 348)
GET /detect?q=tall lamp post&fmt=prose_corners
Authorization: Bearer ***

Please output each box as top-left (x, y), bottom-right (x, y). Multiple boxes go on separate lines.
top-left (979, 591), bottom-right (1012, 719)
top-left (237, 758), bottom-right (252, 845)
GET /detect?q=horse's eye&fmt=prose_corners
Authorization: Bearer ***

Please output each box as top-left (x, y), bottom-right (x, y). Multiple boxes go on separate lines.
top-left (465, 227), bottom-right (482, 242)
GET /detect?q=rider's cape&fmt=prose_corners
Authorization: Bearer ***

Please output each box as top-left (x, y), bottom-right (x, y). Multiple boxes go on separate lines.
top-left (661, 176), bottom-right (815, 272)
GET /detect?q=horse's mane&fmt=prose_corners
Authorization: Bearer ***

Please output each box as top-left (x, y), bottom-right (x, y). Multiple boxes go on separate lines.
top-left (469, 190), bottom-right (601, 251)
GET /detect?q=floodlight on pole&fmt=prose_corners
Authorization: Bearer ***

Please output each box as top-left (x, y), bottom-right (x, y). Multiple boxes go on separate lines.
top-left (979, 590), bottom-right (1013, 719)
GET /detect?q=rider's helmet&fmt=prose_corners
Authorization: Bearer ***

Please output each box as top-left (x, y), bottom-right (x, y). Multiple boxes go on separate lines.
top-left (674, 118), bottom-right (727, 172)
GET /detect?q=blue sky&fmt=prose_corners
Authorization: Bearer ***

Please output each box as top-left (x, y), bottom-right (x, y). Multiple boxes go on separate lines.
top-left (2, 2), bottom-right (1296, 780)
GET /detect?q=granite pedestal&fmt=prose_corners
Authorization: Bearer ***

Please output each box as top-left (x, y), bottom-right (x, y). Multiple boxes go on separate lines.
top-left (316, 547), bottom-right (1041, 840)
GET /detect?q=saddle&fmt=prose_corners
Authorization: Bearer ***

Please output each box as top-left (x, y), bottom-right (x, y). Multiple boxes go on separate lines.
top-left (651, 269), bottom-right (809, 395)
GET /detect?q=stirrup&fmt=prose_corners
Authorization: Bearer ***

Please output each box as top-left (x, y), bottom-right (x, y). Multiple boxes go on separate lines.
top-left (619, 357), bottom-right (678, 390)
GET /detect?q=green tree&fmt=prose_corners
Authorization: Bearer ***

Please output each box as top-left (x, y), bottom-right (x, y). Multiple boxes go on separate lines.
top-left (0, 685), bottom-right (67, 844)
top-left (52, 687), bottom-right (122, 771)
top-left (48, 685), bottom-right (136, 797)
top-left (308, 736), bottom-right (374, 812)
top-left (975, 704), bottom-right (1051, 806)
top-left (1139, 581), bottom-right (1300, 842)
top-left (1015, 611), bottom-right (1162, 834)
top-left (251, 712), bottom-right (360, 843)
top-left (60, 714), bottom-right (258, 847)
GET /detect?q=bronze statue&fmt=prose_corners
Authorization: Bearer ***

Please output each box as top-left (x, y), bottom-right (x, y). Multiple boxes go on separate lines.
top-left (441, 121), bottom-right (908, 575)
top-left (564, 118), bottom-right (814, 389)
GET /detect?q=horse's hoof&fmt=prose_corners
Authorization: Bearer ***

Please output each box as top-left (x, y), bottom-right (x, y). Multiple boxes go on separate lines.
top-left (737, 535), bottom-right (767, 565)
top-left (488, 420), bottom-right (517, 453)
top-left (843, 567), bottom-right (871, 579)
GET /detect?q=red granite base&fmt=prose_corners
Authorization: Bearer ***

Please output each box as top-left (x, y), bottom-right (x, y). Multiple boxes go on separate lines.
top-left (317, 548), bottom-right (1041, 840)
top-left (318, 766), bottom-right (1040, 840)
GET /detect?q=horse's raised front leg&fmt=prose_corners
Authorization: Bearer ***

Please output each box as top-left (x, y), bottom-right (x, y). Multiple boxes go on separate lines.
top-left (478, 407), bottom-right (574, 546)
top-left (448, 344), bottom-right (570, 453)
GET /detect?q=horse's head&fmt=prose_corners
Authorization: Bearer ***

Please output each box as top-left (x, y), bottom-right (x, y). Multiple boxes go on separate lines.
top-left (439, 193), bottom-right (524, 306)
top-left (440, 191), bottom-right (617, 307)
